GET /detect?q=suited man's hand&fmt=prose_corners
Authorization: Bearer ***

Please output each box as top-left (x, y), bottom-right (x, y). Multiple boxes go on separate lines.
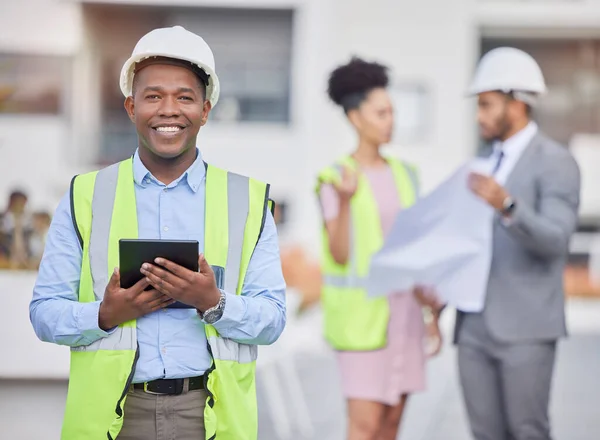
top-left (468, 172), bottom-right (510, 211)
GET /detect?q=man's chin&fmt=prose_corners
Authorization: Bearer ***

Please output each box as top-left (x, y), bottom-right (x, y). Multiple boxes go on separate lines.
top-left (147, 144), bottom-right (190, 160)
top-left (480, 131), bottom-right (495, 143)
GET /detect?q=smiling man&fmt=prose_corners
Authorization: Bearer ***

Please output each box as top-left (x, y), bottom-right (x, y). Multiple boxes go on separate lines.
top-left (29, 26), bottom-right (286, 440)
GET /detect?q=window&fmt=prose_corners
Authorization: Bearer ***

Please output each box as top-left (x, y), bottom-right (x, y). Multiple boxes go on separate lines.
top-left (88, 5), bottom-right (294, 164)
top-left (388, 83), bottom-right (430, 144)
top-left (169, 8), bottom-right (293, 123)
top-left (0, 54), bottom-right (70, 115)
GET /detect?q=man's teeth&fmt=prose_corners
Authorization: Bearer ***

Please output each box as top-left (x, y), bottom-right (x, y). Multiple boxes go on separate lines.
top-left (155, 126), bottom-right (182, 132)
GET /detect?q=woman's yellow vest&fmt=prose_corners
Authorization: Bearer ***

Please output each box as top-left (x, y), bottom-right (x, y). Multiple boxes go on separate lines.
top-left (316, 156), bottom-right (418, 351)
top-left (63, 158), bottom-right (271, 440)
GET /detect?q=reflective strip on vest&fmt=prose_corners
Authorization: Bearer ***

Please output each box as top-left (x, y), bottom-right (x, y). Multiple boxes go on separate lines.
top-left (89, 163), bottom-right (120, 302)
top-left (207, 336), bottom-right (257, 364)
top-left (322, 274), bottom-right (367, 289)
top-left (72, 162), bottom-right (135, 354)
top-left (211, 171), bottom-right (257, 365)
top-left (224, 172), bottom-right (249, 294)
top-left (71, 326), bottom-right (136, 352)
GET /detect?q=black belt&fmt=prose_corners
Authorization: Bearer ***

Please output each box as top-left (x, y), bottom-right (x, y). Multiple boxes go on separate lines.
top-left (133, 376), bottom-right (205, 395)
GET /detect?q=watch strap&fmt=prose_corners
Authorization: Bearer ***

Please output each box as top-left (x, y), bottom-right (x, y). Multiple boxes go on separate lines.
top-left (198, 290), bottom-right (226, 323)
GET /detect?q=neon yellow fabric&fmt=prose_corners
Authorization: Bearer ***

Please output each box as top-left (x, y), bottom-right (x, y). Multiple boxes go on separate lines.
top-left (63, 160), bottom-right (138, 440)
top-left (64, 158), bottom-right (268, 440)
top-left (316, 156), bottom-right (418, 351)
top-left (203, 165), bottom-right (267, 440)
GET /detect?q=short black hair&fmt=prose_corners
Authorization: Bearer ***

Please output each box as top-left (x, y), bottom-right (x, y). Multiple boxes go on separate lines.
top-left (9, 190), bottom-right (27, 201)
top-left (131, 59), bottom-right (208, 100)
top-left (504, 91), bottom-right (533, 118)
top-left (327, 57), bottom-right (389, 113)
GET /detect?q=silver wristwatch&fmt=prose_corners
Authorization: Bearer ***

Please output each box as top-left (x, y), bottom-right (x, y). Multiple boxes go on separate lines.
top-left (501, 196), bottom-right (517, 216)
top-left (199, 290), bottom-right (226, 324)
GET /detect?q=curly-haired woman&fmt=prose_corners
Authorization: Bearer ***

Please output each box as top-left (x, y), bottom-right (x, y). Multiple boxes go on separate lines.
top-left (315, 57), bottom-right (443, 440)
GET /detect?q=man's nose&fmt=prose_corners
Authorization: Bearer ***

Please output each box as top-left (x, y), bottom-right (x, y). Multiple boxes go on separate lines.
top-left (476, 110), bottom-right (485, 124)
top-left (158, 96), bottom-right (181, 117)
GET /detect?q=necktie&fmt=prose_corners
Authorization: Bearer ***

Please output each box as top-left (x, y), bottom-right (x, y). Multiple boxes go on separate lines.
top-left (492, 150), bottom-right (504, 175)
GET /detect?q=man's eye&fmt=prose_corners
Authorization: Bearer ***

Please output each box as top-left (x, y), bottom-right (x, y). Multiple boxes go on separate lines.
top-left (146, 95), bottom-right (160, 100)
top-left (179, 96), bottom-right (193, 101)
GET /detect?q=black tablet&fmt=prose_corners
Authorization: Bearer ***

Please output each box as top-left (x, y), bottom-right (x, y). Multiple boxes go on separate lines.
top-left (119, 239), bottom-right (199, 309)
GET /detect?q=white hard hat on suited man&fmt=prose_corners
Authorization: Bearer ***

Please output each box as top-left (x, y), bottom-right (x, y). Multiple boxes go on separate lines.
top-left (468, 47), bottom-right (547, 97)
top-left (120, 25), bottom-right (221, 107)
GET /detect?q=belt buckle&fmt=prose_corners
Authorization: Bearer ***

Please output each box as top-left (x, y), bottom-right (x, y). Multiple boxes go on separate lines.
top-left (143, 379), bottom-right (185, 395)
top-left (143, 382), bottom-right (162, 395)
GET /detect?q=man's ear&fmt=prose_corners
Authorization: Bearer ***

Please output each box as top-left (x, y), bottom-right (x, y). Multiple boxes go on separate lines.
top-left (201, 100), bottom-right (212, 126)
top-left (515, 100), bottom-right (529, 119)
top-left (124, 96), bottom-right (135, 123)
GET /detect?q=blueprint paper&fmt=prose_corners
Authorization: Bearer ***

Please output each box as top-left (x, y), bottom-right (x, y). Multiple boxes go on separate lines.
top-left (366, 159), bottom-right (495, 312)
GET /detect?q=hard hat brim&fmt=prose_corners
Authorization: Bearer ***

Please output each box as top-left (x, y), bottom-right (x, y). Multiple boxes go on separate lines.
top-left (120, 52), bottom-right (220, 107)
top-left (467, 83), bottom-right (548, 96)
top-left (466, 84), bottom-right (548, 97)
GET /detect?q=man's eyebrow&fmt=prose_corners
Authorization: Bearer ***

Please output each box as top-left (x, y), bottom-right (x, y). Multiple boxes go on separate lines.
top-left (142, 86), bottom-right (197, 94)
top-left (177, 87), bottom-right (196, 94)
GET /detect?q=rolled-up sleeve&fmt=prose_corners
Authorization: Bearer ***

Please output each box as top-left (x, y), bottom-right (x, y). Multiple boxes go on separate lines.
top-left (29, 192), bottom-right (113, 347)
top-left (212, 209), bottom-right (287, 345)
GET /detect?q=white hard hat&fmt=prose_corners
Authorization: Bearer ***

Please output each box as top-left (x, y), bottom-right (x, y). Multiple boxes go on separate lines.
top-left (120, 26), bottom-right (220, 107)
top-left (468, 47), bottom-right (547, 99)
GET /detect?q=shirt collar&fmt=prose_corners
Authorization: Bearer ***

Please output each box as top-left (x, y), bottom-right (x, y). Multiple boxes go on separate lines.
top-left (493, 121), bottom-right (538, 157)
top-left (132, 148), bottom-right (205, 192)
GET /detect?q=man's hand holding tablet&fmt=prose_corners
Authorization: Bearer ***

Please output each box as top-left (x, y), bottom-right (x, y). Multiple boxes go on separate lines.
top-left (141, 253), bottom-right (221, 313)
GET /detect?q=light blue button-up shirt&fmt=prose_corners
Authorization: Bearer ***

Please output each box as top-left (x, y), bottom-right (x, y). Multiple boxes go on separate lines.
top-left (30, 149), bottom-right (286, 383)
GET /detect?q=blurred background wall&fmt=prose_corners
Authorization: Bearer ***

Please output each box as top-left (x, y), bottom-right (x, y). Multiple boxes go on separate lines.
top-left (0, 0), bottom-right (479, 250)
top-left (2, 1), bottom-right (600, 439)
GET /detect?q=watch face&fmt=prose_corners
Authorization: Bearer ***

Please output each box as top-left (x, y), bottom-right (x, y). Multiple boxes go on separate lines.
top-left (203, 292), bottom-right (226, 324)
top-left (203, 309), bottom-right (223, 324)
top-left (503, 199), bottom-right (516, 215)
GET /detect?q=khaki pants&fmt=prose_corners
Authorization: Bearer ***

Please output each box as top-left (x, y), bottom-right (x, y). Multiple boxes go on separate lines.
top-left (118, 384), bottom-right (207, 440)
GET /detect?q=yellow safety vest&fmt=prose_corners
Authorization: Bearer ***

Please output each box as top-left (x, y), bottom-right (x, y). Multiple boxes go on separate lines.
top-left (62, 157), bottom-right (271, 440)
top-left (316, 156), bottom-right (418, 351)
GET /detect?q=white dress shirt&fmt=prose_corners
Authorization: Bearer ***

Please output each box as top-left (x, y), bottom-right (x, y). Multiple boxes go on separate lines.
top-left (366, 122), bottom-right (542, 312)
top-left (489, 121), bottom-right (538, 185)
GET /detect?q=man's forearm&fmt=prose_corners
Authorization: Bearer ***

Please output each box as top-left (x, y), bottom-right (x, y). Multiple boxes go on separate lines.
top-left (30, 298), bottom-right (113, 347)
top-left (328, 198), bottom-right (352, 265)
top-left (501, 149), bottom-right (580, 259)
top-left (502, 200), bottom-right (575, 258)
top-left (211, 292), bottom-right (286, 345)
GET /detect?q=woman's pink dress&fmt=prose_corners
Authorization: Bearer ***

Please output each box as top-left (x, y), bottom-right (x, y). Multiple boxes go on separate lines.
top-left (320, 165), bottom-right (426, 406)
